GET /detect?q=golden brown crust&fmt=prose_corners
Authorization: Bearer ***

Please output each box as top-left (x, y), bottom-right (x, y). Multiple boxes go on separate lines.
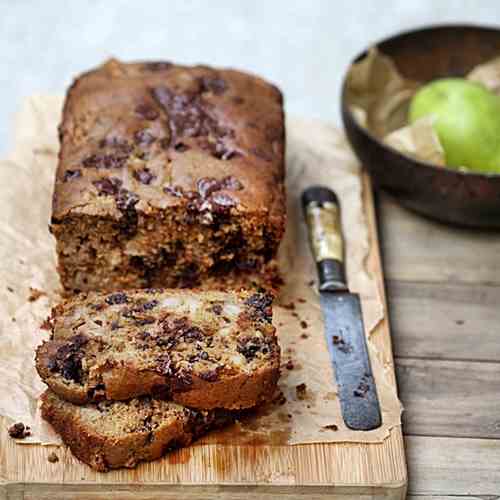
top-left (51, 59), bottom-right (286, 293)
top-left (40, 390), bottom-right (232, 471)
top-left (36, 288), bottom-right (280, 409)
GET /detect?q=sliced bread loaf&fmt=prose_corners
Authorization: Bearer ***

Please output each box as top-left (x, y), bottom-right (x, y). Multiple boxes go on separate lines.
top-left (36, 289), bottom-right (280, 409)
top-left (40, 389), bottom-right (231, 471)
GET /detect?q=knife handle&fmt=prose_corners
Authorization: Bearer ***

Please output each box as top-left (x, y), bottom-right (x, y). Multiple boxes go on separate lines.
top-left (302, 186), bottom-right (347, 292)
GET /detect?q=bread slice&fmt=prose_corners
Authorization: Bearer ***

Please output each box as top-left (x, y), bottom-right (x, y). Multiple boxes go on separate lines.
top-left (40, 389), bottom-right (231, 471)
top-left (36, 289), bottom-right (280, 409)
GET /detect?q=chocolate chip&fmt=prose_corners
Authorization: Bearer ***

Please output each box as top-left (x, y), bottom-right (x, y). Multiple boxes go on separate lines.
top-left (295, 383), bottom-right (307, 400)
top-left (221, 175), bottom-right (243, 191)
top-left (197, 177), bottom-right (221, 198)
top-left (199, 368), bottom-right (220, 382)
top-left (174, 142), bottom-right (189, 152)
top-left (250, 147), bottom-right (273, 162)
top-left (63, 169), bottom-right (82, 182)
top-left (163, 184), bottom-right (184, 197)
top-left (134, 129), bottom-right (156, 146)
top-left (151, 84), bottom-right (236, 158)
top-left (156, 354), bottom-right (173, 376)
top-left (98, 137), bottom-right (134, 153)
top-left (93, 177), bottom-right (122, 196)
top-left (116, 188), bottom-right (139, 211)
top-left (172, 370), bottom-right (193, 391)
top-left (323, 424), bottom-right (339, 431)
top-left (244, 292), bottom-right (273, 322)
top-left (8, 422), bottom-right (30, 439)
top-left (50, 334), bottom-right (89, 384)
top-left (83, 152), bottom-right (129, 169)
top-left (183, 326), bottom-right (204, 342)
top-left (210, 192), bottom-right (236, 213)
top-left (211, 304), bottom-right (223, 315)
top-left (237, 335), bottom-right (268, 361)
top-left (199, 76), bottom-right (227, 95)
top-left (133, 167), bottom-right (156, 185)
top-left (105, 292), bottom-right (129, 305)
top-left (135, 103), bottom-right (159, 121)
top-left (142, 61), bottom-right (173, 72)
top-left (353, 381), bottom-right (370, 398)
top-left (200, 351), bottom-right (209, 360)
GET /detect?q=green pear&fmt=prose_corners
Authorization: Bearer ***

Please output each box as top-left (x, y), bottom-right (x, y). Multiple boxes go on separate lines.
top-left (409, 78), bottom-right (500, 173)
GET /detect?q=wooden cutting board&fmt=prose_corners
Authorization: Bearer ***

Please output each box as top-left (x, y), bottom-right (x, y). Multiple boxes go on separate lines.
top-left (0, 173), bottom-right (407, 500)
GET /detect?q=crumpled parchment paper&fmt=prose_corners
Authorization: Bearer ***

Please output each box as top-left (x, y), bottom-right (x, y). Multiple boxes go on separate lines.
top-left (345, 48), bottom-right (500, 167)
top-left (0, 95), bottom-right (402, 446)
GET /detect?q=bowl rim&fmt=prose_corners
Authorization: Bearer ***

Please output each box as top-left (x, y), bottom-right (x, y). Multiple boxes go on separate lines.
top-left (341, 22), bottom-right (500, 180)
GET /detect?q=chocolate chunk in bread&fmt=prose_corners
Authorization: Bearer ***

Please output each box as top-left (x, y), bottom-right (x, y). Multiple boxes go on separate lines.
top-left (51, 59), bottom-right (286, 293)
top-left (36, 289), bottom-right (280, 410)
top-left (40, 390), bottom-right (231, 471)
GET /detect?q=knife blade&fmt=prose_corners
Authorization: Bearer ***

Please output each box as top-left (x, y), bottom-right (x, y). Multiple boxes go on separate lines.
top-left (302, 186), bottom-right (382, 431)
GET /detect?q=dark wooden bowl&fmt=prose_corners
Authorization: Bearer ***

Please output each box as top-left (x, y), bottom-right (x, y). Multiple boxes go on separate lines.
top-left (341, 25), bottom-right (500, 228)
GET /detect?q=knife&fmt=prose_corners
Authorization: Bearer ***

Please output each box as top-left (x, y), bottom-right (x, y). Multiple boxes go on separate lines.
top-left (302, 186), bottom-right (382, 431)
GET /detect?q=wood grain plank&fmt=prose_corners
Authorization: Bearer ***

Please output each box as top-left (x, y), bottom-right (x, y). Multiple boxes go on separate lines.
top-left (397, 358), bottom-right (500, 439)
top-left (387, 280), bottom-right (500, 361)
top-left (378, 194), bottom-right (500, 285)
top-left (1, 484), bottom-right (407, 500)
top-left (407, 436), bottom-right (500, 496)
top-left (408, 497), bottom-right (499, 500)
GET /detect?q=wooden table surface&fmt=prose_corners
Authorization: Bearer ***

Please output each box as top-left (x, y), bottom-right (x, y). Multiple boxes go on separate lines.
top-left (377, 193), bottom-right (500, 499)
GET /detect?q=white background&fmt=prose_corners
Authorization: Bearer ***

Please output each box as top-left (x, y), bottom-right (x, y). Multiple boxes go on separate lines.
top-left (1, 0), bottom-right (500, 153)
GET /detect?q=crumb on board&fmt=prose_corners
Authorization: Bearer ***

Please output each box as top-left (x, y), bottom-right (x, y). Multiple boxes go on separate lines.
top-left (11, 317), bottom-right (16, 322)
top-left (323, 424), bottom-right (338, 431)
top-left (47, 451), bottom-right (59, 463)
top-left (300, 333), bottom-right (309, 339)
top-left (7, 286), bottom-right (14, 293)
top-left (300, 320), bottom-right (308, 329)
top-left (285, 360), bottom-right (294, 370)
top-left (40, 317), bottom-right (52, 331)
top-left (455, 319), bottom-right (465, 325)
top-left (28, 287), bottom-right (46, 302)
top-left (8, 422), bottom-right (31, 439)
top-left (291, 312), bottom-right (299, 319)
top-left (307, 280), bottom-right (315, 287)
top-left (282, 302), bottom-right (296, 310)
top-left (297, 298), bottom-right (306, 304)
top-left (274, 391), bottom-right (287, 406)
top-left (296, 383), bottom-right (307, 400)
top-left (353, 381), bottom-right (370, 398)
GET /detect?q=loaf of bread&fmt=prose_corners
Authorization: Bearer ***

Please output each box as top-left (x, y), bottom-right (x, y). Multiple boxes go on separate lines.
top-left (36, 288), bottom-right (280, 409)
top-left (40, 390), bottom-right (232, 471)
top-left (50, 59), bottom-right (286, 293)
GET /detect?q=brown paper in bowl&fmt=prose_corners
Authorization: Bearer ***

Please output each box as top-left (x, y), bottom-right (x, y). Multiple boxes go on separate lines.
top-left (0, 96), bottom-right (402, 446)
top-left (345, 48), bottom-right (500, 167)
